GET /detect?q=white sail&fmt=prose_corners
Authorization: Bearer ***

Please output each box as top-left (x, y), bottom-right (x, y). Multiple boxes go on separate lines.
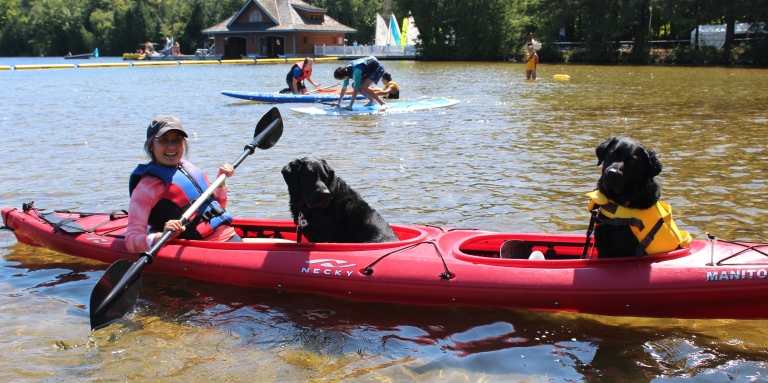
top-left (406, 15), bottom-right (421, 46)
top-left (375, 13), bottom-right (389, 46)
top-left (388, 14), bottom-right (401, 46)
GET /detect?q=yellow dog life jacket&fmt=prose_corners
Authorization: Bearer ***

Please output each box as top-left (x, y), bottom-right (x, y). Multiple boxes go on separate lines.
top-left (586, 190), bottom-right (692, 255)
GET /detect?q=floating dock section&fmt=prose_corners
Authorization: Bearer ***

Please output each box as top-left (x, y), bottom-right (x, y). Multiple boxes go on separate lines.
top-left (0, 57), bottom-right (341, 71)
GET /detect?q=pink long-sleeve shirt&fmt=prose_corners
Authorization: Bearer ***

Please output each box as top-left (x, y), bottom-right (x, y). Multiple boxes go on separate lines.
top-left (125, 160), bottom-right (235, 253)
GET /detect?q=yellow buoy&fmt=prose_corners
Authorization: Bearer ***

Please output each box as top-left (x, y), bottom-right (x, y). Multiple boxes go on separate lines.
top-left (553, 74), bottom-right (571, 80)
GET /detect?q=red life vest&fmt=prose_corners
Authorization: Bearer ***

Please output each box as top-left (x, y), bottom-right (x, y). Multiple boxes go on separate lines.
top-left (289, 61), bottom-right (312, 82)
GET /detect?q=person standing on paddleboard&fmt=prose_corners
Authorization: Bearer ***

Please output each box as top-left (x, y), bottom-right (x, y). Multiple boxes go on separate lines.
top-left (525, 42), bottom-right (538, 80)
top-left (332, 56), bottom-right (389, 111)
top-left (285, 57), bottom-right (321, 94)
top-left (125, 115), bottom-right (241, 254)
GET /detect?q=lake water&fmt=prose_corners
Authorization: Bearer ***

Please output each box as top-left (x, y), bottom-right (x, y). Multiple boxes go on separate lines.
top-left (1, 57), bottom-right (768, 381)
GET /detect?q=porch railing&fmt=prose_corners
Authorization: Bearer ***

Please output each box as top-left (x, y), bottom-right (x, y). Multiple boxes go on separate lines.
top-left (314, 45), bottom-right (417, 57)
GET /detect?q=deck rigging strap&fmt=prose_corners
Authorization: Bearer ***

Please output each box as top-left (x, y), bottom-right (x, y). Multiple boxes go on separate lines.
top-left (713, 239), bottom-right (768, 265)
top-left (38, 209), bottom-right (128, 234)
top-left (362, 241), bottom-right (453, 280)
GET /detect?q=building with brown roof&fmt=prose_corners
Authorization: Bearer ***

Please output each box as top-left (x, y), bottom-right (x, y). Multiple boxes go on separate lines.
top-left (203, 0), bottom-right (356, 59)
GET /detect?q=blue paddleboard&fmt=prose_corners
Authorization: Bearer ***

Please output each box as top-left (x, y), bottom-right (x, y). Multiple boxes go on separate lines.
top-left (221, 90), bottom-right (366, 103)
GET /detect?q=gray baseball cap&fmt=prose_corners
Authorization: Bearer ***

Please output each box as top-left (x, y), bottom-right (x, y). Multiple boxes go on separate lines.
top-left (147, 115), bottom-right (188, 139)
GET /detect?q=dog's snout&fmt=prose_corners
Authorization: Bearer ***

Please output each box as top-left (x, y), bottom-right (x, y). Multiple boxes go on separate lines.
top-left (305, 184), bottom-right (331, 209)
top-left (602, 166), bottom-right (625, 194)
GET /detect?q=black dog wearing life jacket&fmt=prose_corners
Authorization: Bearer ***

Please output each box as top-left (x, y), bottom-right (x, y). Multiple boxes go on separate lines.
top-left (281, 157), bottom-right (398, 243)
top-left (588, 137), bottom-right (690, 258)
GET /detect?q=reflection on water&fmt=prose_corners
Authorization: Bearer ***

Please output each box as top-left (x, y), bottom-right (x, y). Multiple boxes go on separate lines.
top-left (1, 60), bottom-right (768, 381)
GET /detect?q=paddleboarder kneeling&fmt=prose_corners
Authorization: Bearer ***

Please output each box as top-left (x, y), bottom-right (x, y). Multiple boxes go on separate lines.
top-left (331, 56), bottom-right (388, 111)
top-left (285, 57), bottom-right (321, 94)
top-left (125, 115), bottom-right (242, 254)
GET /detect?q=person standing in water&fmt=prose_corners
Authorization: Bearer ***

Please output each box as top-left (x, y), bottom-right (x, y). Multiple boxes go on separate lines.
top-left (525, 42), bottom-right (538, 80)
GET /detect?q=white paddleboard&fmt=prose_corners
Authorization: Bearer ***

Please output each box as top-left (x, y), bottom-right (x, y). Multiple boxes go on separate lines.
top-left (291, 98), bottom-right (460, 115)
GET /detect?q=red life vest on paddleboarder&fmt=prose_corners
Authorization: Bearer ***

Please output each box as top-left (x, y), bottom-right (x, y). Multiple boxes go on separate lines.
top-left (286, 61), bottom-right (312, 83)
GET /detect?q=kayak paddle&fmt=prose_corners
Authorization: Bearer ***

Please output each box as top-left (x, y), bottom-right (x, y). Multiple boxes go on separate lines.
top-left (89, 107), bottom-right (284, 331)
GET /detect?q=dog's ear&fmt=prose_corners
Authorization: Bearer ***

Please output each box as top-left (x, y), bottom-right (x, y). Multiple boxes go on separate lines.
top-left (645, 147), bottom-right (662, 177)
top-left (595, 137), bottom-right (617, 166)
top-left (281, 159), bottom-right (303, 192)
top-left (319, 159), bottom-right (335, 182)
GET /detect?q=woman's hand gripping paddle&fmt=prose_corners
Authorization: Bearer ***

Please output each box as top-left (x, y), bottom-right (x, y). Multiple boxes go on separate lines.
top-left (89, 107), bottom-right (283, 331)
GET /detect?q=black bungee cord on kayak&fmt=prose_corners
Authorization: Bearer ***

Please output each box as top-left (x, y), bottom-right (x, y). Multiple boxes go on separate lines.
top-left (362, 241), bottom-right (453, 280)
top-left (708, 233), bottom-right (768, 265)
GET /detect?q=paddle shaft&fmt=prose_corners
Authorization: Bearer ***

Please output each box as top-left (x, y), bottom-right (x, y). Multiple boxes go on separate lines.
top-left (304, 83), bottom-right (340, 94)
top-left (92, 117), bottom-right (281, 317)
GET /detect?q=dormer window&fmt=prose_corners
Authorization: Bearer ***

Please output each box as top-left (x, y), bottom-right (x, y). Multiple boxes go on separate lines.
top-left (249, 11), bottom-right (263, 22)
top-left (309, 14), bottom-right (323, 22)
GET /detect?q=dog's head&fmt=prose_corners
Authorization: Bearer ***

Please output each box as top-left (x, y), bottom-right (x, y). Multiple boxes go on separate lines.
top-left (281, 157), bottom-right (335, 209)
top-left (595, 137), bottom-right (662, 206)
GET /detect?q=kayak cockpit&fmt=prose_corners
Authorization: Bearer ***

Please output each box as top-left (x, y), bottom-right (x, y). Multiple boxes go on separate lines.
top-left (452, 233), bottom-right (694, 268)
top-left (204, 217), bottom-right (434, 250)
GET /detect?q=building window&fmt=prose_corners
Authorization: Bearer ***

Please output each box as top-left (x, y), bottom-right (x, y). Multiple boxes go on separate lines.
top-left (249, 11), bottom-right (263, 22)
top-left (303, 36), bottom-right (307, 44)
top-left (251, 37), bottom-right (255, 44)
top-left (309, 14), bottom-right (323, 22)
top-left (338, 37), bottom-right (343, 44)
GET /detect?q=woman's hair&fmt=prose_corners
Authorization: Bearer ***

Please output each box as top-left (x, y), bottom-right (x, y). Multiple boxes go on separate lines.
top-left (382, 72), bottom-right (392, 81)
top-left (333, 66), bottom-right (349, 80)
top-left (144, 136), bottom-right (189, 163)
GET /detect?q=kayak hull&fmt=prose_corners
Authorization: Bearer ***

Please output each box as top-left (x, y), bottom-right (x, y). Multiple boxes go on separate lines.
top-left (220, 90), bottom-right (366, 103)
top-left (4, 206), bottom-right (768, 320)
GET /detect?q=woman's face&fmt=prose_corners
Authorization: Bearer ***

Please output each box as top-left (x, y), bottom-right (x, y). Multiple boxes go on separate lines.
top-left (150, 130), bottom-right (185, 167)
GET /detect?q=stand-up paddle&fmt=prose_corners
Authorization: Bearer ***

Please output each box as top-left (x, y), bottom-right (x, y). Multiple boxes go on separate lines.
top-left (89, 107), bottom-right (283, 331)
top-left (305, 83), bottom-right (340, 94)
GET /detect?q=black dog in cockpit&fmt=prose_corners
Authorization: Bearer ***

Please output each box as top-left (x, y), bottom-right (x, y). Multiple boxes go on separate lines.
top-left (588, 137), bottom-right (690, 258)
top-left (281, 157), bottom-right (399, 243)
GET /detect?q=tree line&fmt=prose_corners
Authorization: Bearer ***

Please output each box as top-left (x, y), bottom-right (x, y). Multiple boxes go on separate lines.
top-left (1, 0), bottom-right (765, 64)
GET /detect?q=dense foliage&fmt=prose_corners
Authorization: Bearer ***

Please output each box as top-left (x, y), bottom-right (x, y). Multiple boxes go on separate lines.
top-left (0, 0), bottom-right (765, 63)
top-left (0, 0), bottom-right (244, 56)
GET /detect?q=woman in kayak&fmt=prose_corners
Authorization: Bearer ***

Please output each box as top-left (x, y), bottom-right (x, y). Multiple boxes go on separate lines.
top-left (331, 56), bottom-right (388, 111)
top-left (286, 57), bottom-right (321, 94)
top-left (125, 115), bottom-right (240, 254)
top-left (375, 72), bottom-right (400, 100)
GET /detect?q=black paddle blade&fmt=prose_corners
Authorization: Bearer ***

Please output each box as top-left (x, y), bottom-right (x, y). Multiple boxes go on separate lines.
top-left (255, 107), bottom-right (283, 150)
top-left (89, 259), bottom-right (143, 330)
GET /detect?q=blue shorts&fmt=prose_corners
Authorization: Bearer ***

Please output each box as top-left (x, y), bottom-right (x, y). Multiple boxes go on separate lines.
top-left (364, 65), bottom-right (386, 85)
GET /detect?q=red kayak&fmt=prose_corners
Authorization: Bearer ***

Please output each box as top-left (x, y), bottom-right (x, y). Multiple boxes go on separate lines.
top-left (4, 205), bottom-right (768, 320)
